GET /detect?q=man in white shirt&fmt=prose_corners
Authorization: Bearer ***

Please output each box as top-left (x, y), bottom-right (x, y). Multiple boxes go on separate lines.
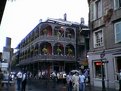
top-left (72, 73), bottom-right (79, 91)
top-left (16, 71), bottom-right (22, 90)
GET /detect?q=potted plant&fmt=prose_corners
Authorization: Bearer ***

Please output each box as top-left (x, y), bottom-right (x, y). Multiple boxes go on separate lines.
top-left (68, 48), bottom-right (72, 55)
top-left (57, 47), bottom-right (61, 55)
top-left (43, 29), bottom-right (47, 35)
top-left (42, 47), bottom-right (48, 54)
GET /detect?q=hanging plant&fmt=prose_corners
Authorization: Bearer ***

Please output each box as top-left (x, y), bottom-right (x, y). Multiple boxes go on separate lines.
top-left (43, 29), bottom-right (47, 35)
top-left (68, 48), bottom-right (72, 54)
top-left (42, 47), bottom-right (48, 54)
top-left (57, 48), bottom-right (61, 54)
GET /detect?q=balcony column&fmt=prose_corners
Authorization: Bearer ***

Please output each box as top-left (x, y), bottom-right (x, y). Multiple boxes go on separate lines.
top-left (38, 62), bottom-right (39, 71)
top-left (52, 45), bottom-right (54, 55)
top-left (64, 46), bottom-right (66, 56)
top-left (63, 27), bottom-right (65, 38)
top-left (52, 26), bottom-right (54, 36)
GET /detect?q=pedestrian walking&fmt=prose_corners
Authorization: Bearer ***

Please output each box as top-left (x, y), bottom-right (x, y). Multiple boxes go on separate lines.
top-left (66, 72), bottom-right (73, 91)
top-left (21, 72), bottom-right (27, 91)
top-left (84, 69), bottom-right (89, 85)
top-left (51, 71), bottom-right (57, 88)
top-left (0, 68), bottom-right (3, 90)
top-left (79, 72), bottom-right (85, 91)
top-left (72, 72), bottom-right (79, 91)
top-left (16, 70), bottom-right (22, 90)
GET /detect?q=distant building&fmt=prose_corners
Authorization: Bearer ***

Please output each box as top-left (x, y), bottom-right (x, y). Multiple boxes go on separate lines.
top-left (16, 17), bottom-right (89, 77)
top-left (1, 37), bottom-right (13, 72)
top-left (87, 0), bottom-right (121, 90)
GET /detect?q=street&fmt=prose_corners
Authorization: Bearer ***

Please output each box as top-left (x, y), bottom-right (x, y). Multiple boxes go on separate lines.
top-left (2, 78), bottom-right (117, 91)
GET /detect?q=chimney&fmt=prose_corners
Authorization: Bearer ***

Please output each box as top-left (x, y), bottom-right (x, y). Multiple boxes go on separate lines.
top-left (64, 13), bottom-right (67, 21)
top-left (6, 37), bottom-right (11, 48)
top-left (80, 17), bottom-right (85, 24)
top-left (39, 19), bottom-right (42, 22)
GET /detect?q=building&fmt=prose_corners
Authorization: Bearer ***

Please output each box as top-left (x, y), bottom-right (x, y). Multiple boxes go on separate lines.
top-left (0, 37), bottom-right (13, 72)
top-left (16, 16), bottom-right (89, 77)
top-left (87, 0), bottom-right (121, 90)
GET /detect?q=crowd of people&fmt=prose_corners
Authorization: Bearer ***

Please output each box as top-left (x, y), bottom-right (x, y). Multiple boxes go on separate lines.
top-left (0, 67), bottom-right (89, 91)
top-left (66, 69), bottom-right (89, 91)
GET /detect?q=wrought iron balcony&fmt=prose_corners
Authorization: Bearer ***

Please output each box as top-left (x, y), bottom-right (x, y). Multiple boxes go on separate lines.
top-left (19, 54), bottom-right (76, 65)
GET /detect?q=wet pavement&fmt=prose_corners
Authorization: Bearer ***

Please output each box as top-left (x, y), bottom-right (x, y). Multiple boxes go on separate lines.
top-left (1, 78), bottom-right (118, 91)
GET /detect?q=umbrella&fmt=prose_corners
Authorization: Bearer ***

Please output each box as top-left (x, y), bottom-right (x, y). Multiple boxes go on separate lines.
top-left (71, 70), bottom-right (79, 73)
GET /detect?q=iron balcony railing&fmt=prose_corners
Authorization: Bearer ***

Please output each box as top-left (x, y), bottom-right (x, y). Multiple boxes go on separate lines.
top-left (19, 54), bottom-right (76, 65)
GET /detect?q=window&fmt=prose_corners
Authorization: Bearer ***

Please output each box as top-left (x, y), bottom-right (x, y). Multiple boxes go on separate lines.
top-left (93, 29), bottom-right (103, 48)
top-left (90, 0), bottom-right (102, 21)
top-left (94, 61), bottom-right (105, 78)
top-left (114, 0), bottom-right (121, 10)
top-left (114, 21), bottom-right (121, 43)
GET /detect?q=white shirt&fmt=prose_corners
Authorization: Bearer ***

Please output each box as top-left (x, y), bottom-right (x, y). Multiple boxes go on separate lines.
top-left (22, 73), bottom-right (26, 81)
top-left (17, 71), bottom-right (22, 78)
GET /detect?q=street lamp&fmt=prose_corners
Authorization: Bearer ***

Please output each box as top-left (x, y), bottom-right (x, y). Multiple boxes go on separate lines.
top-left (100, 50), bottom-right (106, 91)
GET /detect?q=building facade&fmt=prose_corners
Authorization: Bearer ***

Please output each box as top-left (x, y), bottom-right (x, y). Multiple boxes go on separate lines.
top-left (16, 18), bottom-right (89, 77)
top-left (87, 0), bottom-right (121, 89)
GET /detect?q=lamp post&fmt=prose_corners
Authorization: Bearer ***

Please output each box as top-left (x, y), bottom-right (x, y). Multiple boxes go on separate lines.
top-left (100, 50), bottom-right (106, 91)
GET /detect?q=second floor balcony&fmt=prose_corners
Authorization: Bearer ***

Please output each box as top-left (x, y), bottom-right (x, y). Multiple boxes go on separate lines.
top-left (19, 54), bottom-right (76, 65)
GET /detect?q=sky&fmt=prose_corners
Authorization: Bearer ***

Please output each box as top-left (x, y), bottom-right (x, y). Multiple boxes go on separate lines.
top-left (0, 0), bottom-right (89, 52)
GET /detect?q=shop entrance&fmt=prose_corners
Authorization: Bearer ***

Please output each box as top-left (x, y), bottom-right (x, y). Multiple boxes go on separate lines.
top-left (116, 56), bottom-right (121, 72)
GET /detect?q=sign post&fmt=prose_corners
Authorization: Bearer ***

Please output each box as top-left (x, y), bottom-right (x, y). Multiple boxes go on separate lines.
top-left (100, 50), bottom-right (106, 91)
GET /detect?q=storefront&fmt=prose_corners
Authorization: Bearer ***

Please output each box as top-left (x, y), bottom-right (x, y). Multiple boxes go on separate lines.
top-left (88, 50), bottom-right (121, 90)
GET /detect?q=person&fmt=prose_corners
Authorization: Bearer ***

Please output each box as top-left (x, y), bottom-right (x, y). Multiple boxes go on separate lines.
top-left (38, 70), bottom-right (42, 79)
top-left (16, 70), bottom-right (22, 90)
top-left (72, 72), bottom-right (79, 91)
top-left (66, 72), bottom-right (73, 91)
top-left (84, 69), bottom-right (89, 85)
top-left (51, 71), bottom-right (57, 88)
top-left (79, 72), bottom-right (85, 91)
top-left (0, 68), bottom-right (3, 90)
top-left (116, 69), bottom-right (121, 91)
top-left (21, 72), bottom-right (27, 91)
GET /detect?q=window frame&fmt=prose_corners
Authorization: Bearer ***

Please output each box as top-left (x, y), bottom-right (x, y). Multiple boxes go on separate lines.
top-left (90, 0), bottom-right (102, 21)
top-left (114, 21), bottom-right (121, 43)
top-left (114, 0), bottom-right (121, 10)
top-left (93, 29), bottom-right (104, 48)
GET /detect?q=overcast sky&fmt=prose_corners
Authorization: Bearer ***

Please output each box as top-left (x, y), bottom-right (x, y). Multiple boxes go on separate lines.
top-left (0, 0), bottom-right (89, 52)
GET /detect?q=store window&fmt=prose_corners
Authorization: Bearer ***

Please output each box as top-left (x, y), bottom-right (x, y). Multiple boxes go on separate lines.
top-left (94, 61), bottom-right (105, 78)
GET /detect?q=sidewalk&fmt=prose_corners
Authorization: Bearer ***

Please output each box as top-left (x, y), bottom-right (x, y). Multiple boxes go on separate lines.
top-left (1, 79), bottom-right (119, 91)
top-left (1, 83), bottom-right (16, 91)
